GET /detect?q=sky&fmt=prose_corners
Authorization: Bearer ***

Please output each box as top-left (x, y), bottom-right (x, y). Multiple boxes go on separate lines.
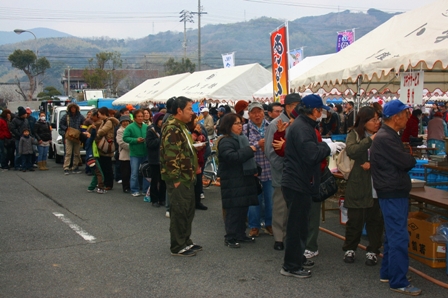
top-left (0, 0), bottom-right (436, 39)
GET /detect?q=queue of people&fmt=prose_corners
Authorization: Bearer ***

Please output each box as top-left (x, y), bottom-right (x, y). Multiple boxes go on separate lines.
top-left (0, 96), bottom-right (425, 296)
top-left (0, 106), bottom-right (51, 171)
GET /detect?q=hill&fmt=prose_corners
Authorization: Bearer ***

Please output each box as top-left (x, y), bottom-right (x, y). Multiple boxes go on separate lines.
top-left (0, 9), bottom-right (399, 95)
top-left (0, 28), bottom-right (72, 45)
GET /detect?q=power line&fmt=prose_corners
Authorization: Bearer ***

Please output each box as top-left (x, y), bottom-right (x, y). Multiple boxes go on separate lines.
top-left (242, 0), bottom-right (407, 13)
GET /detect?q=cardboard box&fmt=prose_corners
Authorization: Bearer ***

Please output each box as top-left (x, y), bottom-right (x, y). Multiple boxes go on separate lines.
top-left (407, 211), bottom-right (447, 268)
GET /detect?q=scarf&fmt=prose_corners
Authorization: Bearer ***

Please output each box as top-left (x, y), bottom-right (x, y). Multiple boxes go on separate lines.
top-left (231, 132), bottom-right (257, 176)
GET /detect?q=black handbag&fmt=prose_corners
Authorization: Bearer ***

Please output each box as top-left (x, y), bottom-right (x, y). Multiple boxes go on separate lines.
top-left (139, 161), bottom-right (151, 178)
top-left (4, 138), bottom-right (14, 148)
top-left (314, 167), bottom-right (338, 202)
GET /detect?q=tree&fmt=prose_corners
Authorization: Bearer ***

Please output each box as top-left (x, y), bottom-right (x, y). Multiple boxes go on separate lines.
top-left (37, 86), bottom-right (62, 101)
top-left (82, 51), bottom-right (125, 96)
top-left (8, 49), bottom-right (51, 101)
top-left (164, 58), bottom-right (195, 75)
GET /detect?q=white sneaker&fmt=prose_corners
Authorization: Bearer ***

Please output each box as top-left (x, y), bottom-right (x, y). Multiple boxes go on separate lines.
top-left (200, 193), bottom-right (205, 199)
top-left (165, 211), bottom-right (170, 218)
top-left (132, 192), bottom-right (140, 197)
top-left (117, 180), bottom-right (122, 184)
top-left (304, 250), bottom-right (319, 259)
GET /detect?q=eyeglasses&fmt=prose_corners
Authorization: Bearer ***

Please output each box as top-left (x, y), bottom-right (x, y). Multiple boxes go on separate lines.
top-left (368, 118), bottom-right (381, 123)
top-left (233, 122), bottom-right (243, 125)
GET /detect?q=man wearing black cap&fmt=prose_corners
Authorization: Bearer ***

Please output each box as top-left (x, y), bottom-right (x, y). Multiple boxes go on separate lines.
top-left (370, 100), bottom-right (420, 296)
top-left (264, 94), bottom-right (300, 251)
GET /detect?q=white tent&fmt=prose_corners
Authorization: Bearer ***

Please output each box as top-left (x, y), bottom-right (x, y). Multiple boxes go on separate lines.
top-left (152, 63), bottom-right (271, 103)
top-left (290, 0), bottom-right (448, 96)
top-left (112, 73), bottom-right (190, 106)
top-left (253, 54), bottom-right (335, 102)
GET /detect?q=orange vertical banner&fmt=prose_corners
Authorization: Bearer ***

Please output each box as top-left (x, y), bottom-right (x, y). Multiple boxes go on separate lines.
top-left (270, 24), bottom-right (289, 103)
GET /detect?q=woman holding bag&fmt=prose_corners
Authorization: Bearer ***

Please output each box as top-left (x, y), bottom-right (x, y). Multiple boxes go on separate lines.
top-left (342, 106), bottom-right (383, 266)
top-left (217, 113), bottom-right (258, 248)
top-left (96, 107), bottom-right (119, 190)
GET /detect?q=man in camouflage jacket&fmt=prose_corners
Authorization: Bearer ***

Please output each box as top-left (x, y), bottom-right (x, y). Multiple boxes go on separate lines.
top-left (160, 96), bottom-right (201, 257)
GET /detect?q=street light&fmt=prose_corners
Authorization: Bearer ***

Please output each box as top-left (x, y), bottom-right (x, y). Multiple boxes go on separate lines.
top-left (14, 29), bottom-right (39, 99)
top-left (14, 29), bottom-right (37, 57)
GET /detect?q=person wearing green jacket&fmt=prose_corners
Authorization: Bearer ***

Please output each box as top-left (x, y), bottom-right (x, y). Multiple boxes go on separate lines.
top-left (342, 106), bottom-right (383, 267)
top-left (160, 96), bottom-right (201, 257)
top-left (123, 109), bottom-right (149, 197)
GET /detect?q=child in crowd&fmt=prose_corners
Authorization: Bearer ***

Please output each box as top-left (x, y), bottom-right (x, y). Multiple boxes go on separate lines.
top-left (82, 119), bottom-right (106, 194)
top-left (19, 128), bottom-right (37, 172)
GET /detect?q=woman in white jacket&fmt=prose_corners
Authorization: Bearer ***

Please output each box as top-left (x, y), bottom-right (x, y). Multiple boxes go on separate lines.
top-left (116, 115), bottom-right (131, 193)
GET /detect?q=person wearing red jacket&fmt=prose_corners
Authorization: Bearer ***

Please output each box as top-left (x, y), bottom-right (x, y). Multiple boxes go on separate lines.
top-left (401, 109), bottom-right (422, 142)
top-left (0, 109), bottom-right (13, 169)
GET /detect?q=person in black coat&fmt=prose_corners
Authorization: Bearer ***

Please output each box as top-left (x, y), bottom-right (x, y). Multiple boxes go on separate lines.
top-left (217, 113), bottom-right (258, 248)
top-left (280, 95), bottom-right (333, 279)
top-left (145, 112), bottom-right (166, 207)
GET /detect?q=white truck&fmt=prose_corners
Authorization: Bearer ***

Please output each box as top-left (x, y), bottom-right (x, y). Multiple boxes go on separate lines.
top-left (50, 105), bottom-right (94, 163)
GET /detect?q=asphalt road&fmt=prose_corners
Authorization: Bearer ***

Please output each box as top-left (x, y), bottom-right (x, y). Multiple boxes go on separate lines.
top-left (1, 160), bottom-right (447, 297)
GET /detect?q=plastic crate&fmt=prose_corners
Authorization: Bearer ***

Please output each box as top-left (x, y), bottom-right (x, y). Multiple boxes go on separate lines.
top-left (414, 159), bottom-right (429, 168)
top-left (436, 175), bottom-right (448, 183)
top-left (331, 134), bottom-right (347, 142)
top-left (427, 174), bottom-right (438, 182)
top-left (409, 168), bottom-right (425, 179)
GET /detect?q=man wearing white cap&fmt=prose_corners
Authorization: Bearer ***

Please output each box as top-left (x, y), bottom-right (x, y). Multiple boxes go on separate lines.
top-left (201, 107), bottom-right (214, 137)
top-left (244, 101), bottom-right (273, 238)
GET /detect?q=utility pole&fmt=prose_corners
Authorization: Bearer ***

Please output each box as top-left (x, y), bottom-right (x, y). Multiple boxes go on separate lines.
top-left (179, 10), bottom-right (194, 59)
top-left (66, 66), bottom-right (71, 97)
top-left (192, 0), bottom-right (207, 70)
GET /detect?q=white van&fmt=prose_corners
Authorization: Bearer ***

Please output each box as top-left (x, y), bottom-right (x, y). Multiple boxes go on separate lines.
top-left (50, 105), bottom-right (94, 163)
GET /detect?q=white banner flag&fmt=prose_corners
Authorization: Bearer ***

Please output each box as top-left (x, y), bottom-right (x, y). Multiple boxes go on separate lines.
top-left (400, 71), bottom-right (424, 105)
top-left (222, 52), bottom-right (235, 68)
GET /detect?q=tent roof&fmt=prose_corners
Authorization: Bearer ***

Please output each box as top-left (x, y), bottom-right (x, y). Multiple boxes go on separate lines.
top-left (112, 73), bottom-right (190, 106)
top-left (291, 0), bottom-right (448, 95)
top-left (253, 54), bottom-right (335, 101)
top-left (152, 63), bottom-right (271, 103)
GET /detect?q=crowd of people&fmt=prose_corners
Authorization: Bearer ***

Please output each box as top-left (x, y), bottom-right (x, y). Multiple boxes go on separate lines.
top-left (2, 95), bottom-right (439, 296)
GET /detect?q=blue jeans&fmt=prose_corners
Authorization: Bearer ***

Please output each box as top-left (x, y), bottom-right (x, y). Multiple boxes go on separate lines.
top-left (14, 139), bottom-right (21, 169)
top-left (379, 198), bottom-right (410, 289)
top-left (248, 179), bottom-right (273, 228)
top-left (37, 145), bottom-right (49, 162)
top-left (130, 156), bottom-right (149, 194)
top-left (21, 154), bottom-right (33, 170)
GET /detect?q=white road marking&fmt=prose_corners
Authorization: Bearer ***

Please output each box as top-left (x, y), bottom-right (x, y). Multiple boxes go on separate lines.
top-left (53, 212), bottom-right (96, 243)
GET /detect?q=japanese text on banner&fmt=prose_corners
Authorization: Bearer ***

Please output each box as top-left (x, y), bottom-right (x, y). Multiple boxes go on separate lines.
top-left (400, 71), bottom-right (424, 105)
top-left (270, 25), bottom-right (289, 103)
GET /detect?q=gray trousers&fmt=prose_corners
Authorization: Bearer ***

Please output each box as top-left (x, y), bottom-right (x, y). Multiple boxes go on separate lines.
top-left (305, 200), bottom-right (321, 252)
top-left (272, 186), bottom-right (321, 251)
top-left (272, 187), bottom-right (288, 242)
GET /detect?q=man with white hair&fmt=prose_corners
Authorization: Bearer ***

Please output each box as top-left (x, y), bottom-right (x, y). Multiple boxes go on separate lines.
top-left (201, 107), bottom-right (214, 137)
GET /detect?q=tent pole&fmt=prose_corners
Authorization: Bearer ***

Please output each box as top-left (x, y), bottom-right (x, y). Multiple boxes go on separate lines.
top-left (354, 75), bottom-right (362, 119)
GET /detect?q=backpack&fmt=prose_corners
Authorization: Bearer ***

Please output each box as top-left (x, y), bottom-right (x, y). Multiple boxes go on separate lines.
top-left (336, 131), bottom-right (359, 180)
top-left (336, 148), bottom-right (354, 180)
